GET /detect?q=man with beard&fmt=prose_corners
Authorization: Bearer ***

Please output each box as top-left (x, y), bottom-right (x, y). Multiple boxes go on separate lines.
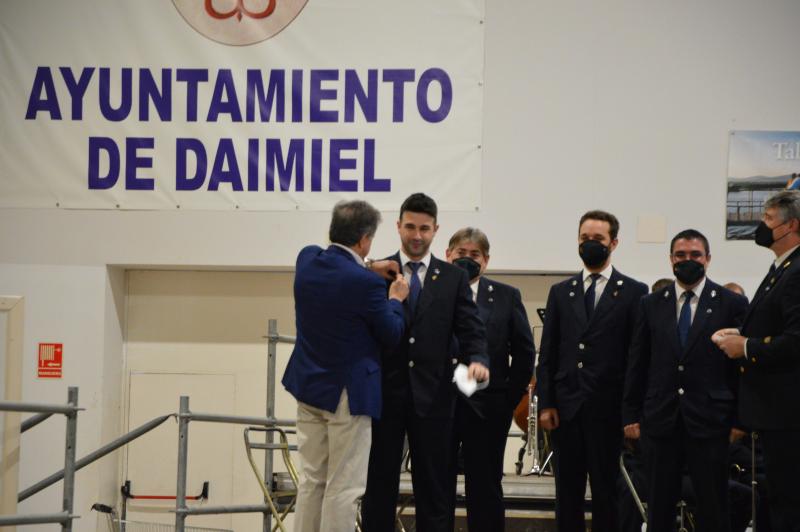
top-left (623, 229), bottom-right (747, 532)
top-left (361, 193), bottom-right (489, 532)
top-left (715, 190), bottom-right (800, 531)
top-left (445, 227), bottom-right (535, 531)
top-left (536, 210), bottom-right (647, 531)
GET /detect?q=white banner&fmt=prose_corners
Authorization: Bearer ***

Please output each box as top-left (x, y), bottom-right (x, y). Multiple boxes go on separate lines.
top-left (0, 0), bottom-right (484, 211)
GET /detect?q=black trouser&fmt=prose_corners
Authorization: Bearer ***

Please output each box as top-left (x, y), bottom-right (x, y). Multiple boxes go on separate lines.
top-left (361, 400), bottom-right (453, 532)
top-left (551, 407), bottom-right (621, 532)
top-left (641, 424), bottom-right (730, 532)
top-left (449, 393), bottom-right (513, 532)
top-left (759, 429), bottom-right (800, 532)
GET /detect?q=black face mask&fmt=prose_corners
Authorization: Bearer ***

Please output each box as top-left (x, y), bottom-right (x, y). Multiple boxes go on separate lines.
top-left (754, 221), bottom-right (789, 248)
top-left (673, 260), bottom-right (705, 286)
top-left (453, 257), bottom-right (481, 281)
top-left (579, 240), bottom-right (609, 268)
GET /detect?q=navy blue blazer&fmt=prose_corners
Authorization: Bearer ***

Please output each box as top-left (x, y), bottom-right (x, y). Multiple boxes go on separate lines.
top-left (381, 254), bottom-right (488, 418)
top-left (282, 245), bottom-right (405, 419)
top-left (462, 277), bottom-right (535, 418)
top-left (738, 246), bottom-right (800, 430)
top-left (623, 279), bottom-right (748, 438)
top-left (536, 267), bottom-right (648, 422)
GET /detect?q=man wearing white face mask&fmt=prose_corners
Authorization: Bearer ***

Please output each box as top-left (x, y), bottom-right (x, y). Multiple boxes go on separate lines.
top-left (444, 227), bottom-right (535, 531)
top-left (714, 190), bottom-right (800, 531)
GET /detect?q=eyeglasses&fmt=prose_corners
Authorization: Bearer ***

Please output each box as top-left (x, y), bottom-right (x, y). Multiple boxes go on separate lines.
top-left (672, 251), bottom-right (706, 260)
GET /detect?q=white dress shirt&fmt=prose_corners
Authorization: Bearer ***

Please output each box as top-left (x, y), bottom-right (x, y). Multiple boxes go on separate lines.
top-left (674, 277), bottom-right (706, 324)
top-left (582, 263), bottom-right (614, 309)
top-left (774, 244), bottom-right (800, 269)
top-left (470, 278), bottom-right (480, 302)
top-left (399, 249), bottom-right (432, 288)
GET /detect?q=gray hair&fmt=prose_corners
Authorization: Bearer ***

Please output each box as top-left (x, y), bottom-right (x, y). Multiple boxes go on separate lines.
top-left (447, 227), bottom-right (490, 256)
top-left (328, 200), bottom-right (382, 246)
top-left (764, 190), bottom-right (800, 230)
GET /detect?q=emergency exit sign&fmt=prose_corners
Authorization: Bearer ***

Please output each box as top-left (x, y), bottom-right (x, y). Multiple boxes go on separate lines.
top-left (38, 343), bottom-right (63, 378)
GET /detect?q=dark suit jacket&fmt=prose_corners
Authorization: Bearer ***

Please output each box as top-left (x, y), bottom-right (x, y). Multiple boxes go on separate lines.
top-left (536, 267), bottom-right (648, 422)
top-left (623, 279), bottom-right (748, 438)
top-left (462, 277), bottom-right (535, 418)
top-left (382, 253), bottom-right (488, 418)
top-left (282, 245), bottom-right (405, 419)
top-left (738, 246), bottom-right (800, 430)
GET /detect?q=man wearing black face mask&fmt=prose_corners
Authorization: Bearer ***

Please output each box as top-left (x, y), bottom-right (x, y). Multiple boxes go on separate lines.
top-left (536, 210), bottom-right (647, 531)
top-left (623, 229), bottom-right (747, 532)
top-left (714, 189), bottom-right (800, 531)
top-left (444, 227), bottom-right (535, 531)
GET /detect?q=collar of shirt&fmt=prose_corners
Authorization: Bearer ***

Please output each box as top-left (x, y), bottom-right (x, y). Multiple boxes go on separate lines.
top-left (330, 243), bottom-right (365, 267)
top-left (399, 249), bottom-right (432, 271)
top-left (582, 262), bottom-right (613, 287)
top-left (674, 277), bottom-right (705, 322)
top-left (674, 276), bottom-right (706, 303)
top-left (774, 244), bottom-right (800, 269)
top-left (398, 250), bottom-right (432, 287)
top-left (470, 277), bottom-right (480, 302)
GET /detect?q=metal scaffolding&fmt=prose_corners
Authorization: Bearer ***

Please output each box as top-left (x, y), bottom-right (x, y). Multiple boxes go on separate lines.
top-left (1, 319), bottom-right (298, 532)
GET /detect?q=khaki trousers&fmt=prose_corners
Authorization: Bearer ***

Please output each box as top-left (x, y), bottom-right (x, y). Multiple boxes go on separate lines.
top-left (294, 390), bottom-right (371, 532)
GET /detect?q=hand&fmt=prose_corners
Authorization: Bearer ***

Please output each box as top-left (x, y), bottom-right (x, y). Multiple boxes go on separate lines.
top-left (730, 427), bottom-right (747, 443)
top-left (712, 329), bottom-right (747, 359)
top-left (467, 362), bottom-right (489, 382)
top-left (538, 408), bottom-right (559, 430)
top-left (711, 327), bottom-right (740, 343)
top-left (370, 259), bottom-right (401, 280)
top-left (623, 423), bottom-right (641, 440)
top-left (388, 276), bottom-right (409, 302)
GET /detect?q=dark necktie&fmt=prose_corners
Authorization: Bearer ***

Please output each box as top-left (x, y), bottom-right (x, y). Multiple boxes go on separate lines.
top-left (584, 273), bottom-right (601, 319)
top-left (677, 290), bottom-right (694, 349)
top-left (408, 262), bottom-right (422, 315)
top-left (754, 263), bottom-right (777, 301)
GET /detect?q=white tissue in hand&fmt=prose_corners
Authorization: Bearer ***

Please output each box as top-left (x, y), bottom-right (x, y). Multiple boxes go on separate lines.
top-left (452, 363), bottom-right (489, 397)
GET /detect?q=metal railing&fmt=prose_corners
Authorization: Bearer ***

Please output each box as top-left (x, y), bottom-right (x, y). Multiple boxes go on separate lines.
top-left (1, 319), bottom-right (297, 532)
top-left (172, 395), bottom-right (296, 531)
top-left (0, 387), bottom-right (81, 530)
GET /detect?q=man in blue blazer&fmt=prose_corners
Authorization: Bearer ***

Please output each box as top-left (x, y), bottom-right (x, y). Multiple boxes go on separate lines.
top-left (536, 210), bottom-right (648, 532)
top-left (282, 200), bottom-right (409, 532)
top-left (361, 193), bottom-right (489, 532)
top-left (623, 229), bottom-right (748, 532)
top-left (445, 227), bottom-right (535, 531)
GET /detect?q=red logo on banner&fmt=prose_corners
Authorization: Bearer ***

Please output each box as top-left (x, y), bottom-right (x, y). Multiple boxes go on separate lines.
top-left (173, 0), bottom-right (308, 46)
top-left (38, 343), bottom-right (63, 379)
top-left (205, 0), bottom-right (276, 22)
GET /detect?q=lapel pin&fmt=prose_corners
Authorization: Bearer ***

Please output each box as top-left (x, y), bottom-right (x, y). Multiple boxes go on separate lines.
top-left (770, 278), bottom-right (775, 284)
top-left (488, 284), bottom-right (494, 292)
top-left (488, 297), bottom-right (494, 303)
top-left (784, 261), bottom-right (791, 269)
top-left (613, 290), bottom-right (619, 297)
top-left (711, 290), bottom-right (716, 298)
top-left (617, 280), bottom-right (623, 286)
top-left (572, 279), bottom-right (578, 286)
top-left (765, 287), bottom-right (771, 292)
top-left (707, 308), bottom-right (712, 314)
top-left (434, 268), bottom-right (440, 275)
top-left (569, 292), bottom-right (575, 297)
top-left (432, 275), bottom-right (438, 281)
top-left (664, 291), bottom-right (670, 298)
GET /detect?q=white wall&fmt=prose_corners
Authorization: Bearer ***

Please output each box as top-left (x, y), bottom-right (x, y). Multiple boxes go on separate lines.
top-left (2, 1), bottom-right (800, 528)
top-left (0, 265), bottom-right (118, 529)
